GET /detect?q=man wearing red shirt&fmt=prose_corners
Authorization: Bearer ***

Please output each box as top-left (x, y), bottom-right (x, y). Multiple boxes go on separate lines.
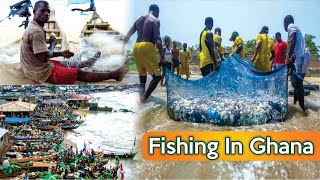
top-left (272, 32), bottom-right (287, 70)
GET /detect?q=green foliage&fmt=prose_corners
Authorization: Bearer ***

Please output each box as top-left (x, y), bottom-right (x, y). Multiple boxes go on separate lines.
top-left (305, 34), bottom-right (319, 54)
top-left (244, 39), bottom-right (256, 54)
top-left (162, 35), bottom-right (172, 44)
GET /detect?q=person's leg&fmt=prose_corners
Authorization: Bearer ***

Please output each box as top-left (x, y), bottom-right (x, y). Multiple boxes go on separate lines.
top-left (160, 64), bottom-right (166, 86)
top-left (297, 73), bottom-right (306, 111)
top-left (140, 75), bottom-right (161, 103)
top-left (139, 75), bottom-right (147, 97)
top-left (76, 66), bottom-right (129, 82)
top-left (177, 65), bottom-right (180, 76)
top-left (60, 52), bottom-right (101, 69)
top-left (200, 65), bottom-right (209, 77)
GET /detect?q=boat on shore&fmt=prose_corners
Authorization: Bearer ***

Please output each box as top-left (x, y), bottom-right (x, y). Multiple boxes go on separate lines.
top-left (60, 123), bottom-right (80, 130)
top-left (80, 13), bottom-right (123, 38)
top-left (43, 9), bottom-right (69, 51)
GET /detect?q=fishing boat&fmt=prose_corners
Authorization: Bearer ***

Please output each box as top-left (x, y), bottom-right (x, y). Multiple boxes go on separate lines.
top-left (43, 9), bottom-right (69, 51)
top-left (102, 152), bottom-right (138, 159)
top-left (60, 123), bottom-right (80, 130)
top-left (7, 143), bottom-right (54, 153)
top-left (7, 153), bottom-right (57, 163)
top-left (0, 172), bottom-right (22, 178)
top-left (80, 13), bottom-right (123, 38)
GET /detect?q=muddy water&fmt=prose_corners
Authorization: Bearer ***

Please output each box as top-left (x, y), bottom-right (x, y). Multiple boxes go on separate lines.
top-left (64, 90), bottom-right (140, 179)
top-left (135, 86), bottom-right (320, 179)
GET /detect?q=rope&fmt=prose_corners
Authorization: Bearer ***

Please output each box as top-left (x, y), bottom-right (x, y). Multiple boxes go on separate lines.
top-left (292, 71), bottom-right (320, 92)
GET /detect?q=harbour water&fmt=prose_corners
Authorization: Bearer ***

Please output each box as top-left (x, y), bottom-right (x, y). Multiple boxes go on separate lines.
top-left (64, 90), bottom-right (140, 179)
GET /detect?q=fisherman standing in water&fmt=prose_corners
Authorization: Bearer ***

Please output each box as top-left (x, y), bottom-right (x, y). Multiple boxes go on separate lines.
top-left (20, 1), bottom-right (128, 84)
top-left (284, 15), bottom-right (308, 112)
top-left (199, 17), bottom-right (218, 77)
top-left (171, 41), bottom-right (180, 75)
top-left (123, 4), bottom-right (163, 103)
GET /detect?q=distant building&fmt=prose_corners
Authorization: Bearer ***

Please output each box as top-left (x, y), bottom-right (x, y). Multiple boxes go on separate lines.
top-left (0, 101), bottom-right (37, 117)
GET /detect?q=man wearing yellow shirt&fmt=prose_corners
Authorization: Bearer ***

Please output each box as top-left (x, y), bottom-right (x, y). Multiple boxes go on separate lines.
top-left (199, 17), bottom-right (218, 77)
top-left (251, 26), bottom-right (271, 72)
top-left (213, 27), bottom-right (224, 60)
top-left (229, 31), bottom-right (245, 58)
top-left (179, 43), bottom-right (191, 79)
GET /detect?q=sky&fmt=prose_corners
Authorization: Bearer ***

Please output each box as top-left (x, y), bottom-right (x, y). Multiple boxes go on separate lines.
top-left (127, 0), bottom-right (320, 49)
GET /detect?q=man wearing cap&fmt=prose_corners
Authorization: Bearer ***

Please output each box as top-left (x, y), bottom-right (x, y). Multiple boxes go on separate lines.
top-left (284, 15), bottom-right (307, 112)
top-left (229, 32), bottom-right (245, 58)
top-left (251, 26), bottom-right (271, 72)
top-left (199, 17), bottom-right (218, 77)
top-left (272, 32), bottom-right (287, 71)
top-left (213, 28), bottom-right (224, 61)
top-left (123, 4), bottom-right (163, 103)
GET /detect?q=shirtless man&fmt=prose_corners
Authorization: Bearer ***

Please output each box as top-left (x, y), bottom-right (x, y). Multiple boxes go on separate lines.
top-left (123, 4), bottom-right (163, 103)
top-left (20, 1), bottom-right (128, 84)
top-left (171, 41), bottom-right (180, 75)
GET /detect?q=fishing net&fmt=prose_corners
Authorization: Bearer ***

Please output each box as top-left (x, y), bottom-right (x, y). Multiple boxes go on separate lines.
top-left (165, 54), bottom-right (288, 126)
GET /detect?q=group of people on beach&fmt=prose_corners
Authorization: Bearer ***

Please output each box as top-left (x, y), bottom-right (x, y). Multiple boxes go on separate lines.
top-left (123, 4), bottom-right (310, 112)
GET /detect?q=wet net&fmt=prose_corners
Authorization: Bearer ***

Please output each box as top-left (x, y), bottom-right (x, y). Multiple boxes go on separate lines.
top-left (165, 54), bottom-right (288, 126)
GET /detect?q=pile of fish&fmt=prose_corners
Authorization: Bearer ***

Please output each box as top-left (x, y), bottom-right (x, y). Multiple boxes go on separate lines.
top-left (167, 96), bottom-right (288, 126)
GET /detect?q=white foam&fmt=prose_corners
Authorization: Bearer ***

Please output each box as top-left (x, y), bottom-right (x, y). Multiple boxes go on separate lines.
top-left (0, 41), bottom-right (21, 64)
top-left (79, 33), bottom-right (126, 71)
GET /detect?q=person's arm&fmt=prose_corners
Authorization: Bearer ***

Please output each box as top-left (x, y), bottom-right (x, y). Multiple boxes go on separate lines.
top-left (32, 31), bottom-right (53, 63)
top-left (123, 20), bottom-right (137, 45)
top-left (270, 49), bottom-right (275, 60)
top-left (236, 44), bottom-right (243, 55)
top-left (287, 32), bottom-right (296, 64)
top-left (153, 20), bottom-right (163, 62)
top-left (205, 32), bottom-right (217, 65)
top-left (251, 42), bottom-right (261, 62)
top-left (162, 47), bottom-right (166, 64)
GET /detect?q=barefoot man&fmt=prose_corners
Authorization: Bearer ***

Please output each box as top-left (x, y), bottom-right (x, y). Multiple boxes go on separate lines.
top-left (123, 4), bottom-right (163, 102)
top-left (20, 1), bottom-right (128, 84)
top-left (284, 15), bottom-right (308, 112)
top-left (171, 41), bottom-right (180, 75)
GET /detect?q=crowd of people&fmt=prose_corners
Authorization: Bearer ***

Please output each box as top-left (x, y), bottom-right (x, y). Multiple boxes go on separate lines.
top-left (123, 4), bottom-right (311, 112)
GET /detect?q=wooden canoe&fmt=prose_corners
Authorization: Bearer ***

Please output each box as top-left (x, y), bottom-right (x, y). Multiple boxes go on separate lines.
top-left (60, 123), bottom-right (80, 130)
top-left (80, 13), bottom-right (123, 38)
top-left (7, 153), bottom-right (57, 163)
top-left (43, 9), bottom-right (69, 51)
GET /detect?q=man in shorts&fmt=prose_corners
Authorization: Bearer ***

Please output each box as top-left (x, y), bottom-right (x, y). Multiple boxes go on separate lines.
top-left (123, 4), bottom-right (163, 103)
top-left (20, 1), bottom-right (129, 85)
